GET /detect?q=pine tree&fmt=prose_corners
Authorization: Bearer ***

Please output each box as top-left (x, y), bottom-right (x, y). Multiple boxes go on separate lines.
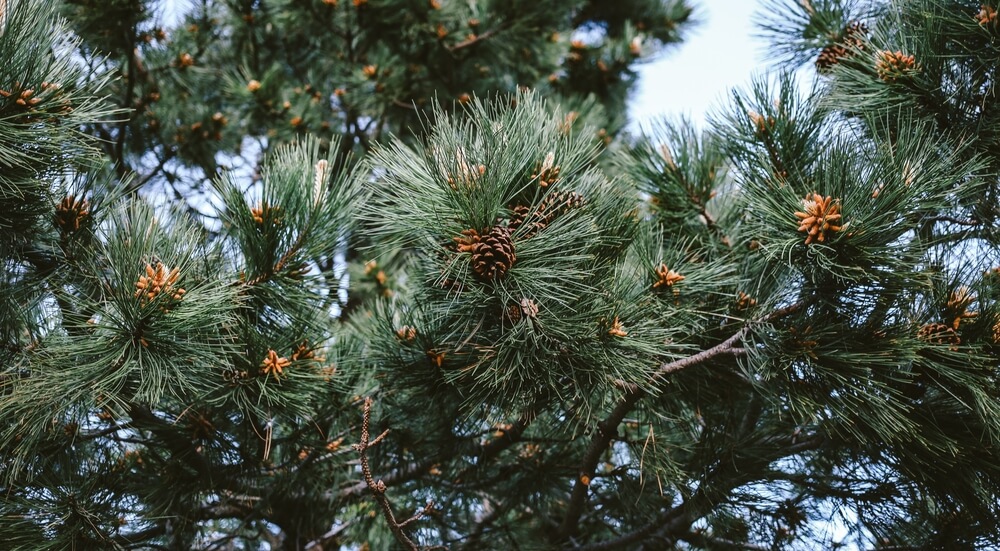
top-left (2, 0), bottom-right (1000, 550)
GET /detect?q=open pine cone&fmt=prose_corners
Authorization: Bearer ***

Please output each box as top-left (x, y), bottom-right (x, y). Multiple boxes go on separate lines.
top-left (470, 226), bottom-right (516, 279)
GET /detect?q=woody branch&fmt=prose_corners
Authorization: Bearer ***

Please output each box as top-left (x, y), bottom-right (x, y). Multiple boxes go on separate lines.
top-left (352, 397), bottom-right (437, 551)
top-left (556, 301), bottom-right (804, 541)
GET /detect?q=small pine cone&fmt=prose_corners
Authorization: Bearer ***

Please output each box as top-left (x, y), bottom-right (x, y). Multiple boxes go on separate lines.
top-left (844, 21), bottom-right (867, 48)
top-left (520, 298), bottom-right (539, 318)
top-left (917, 323), bottom-right (961, 350)
top-left (508, 204), bottom-right (535, 230)
top-left (470, 226), bottom-right (516, 280)
top-left (504, 298), bottom-right (539, 324)
top-left (504, 302), bottom-right (523, 324)
top-left (816, 21), bottom-right (867, 72)
top-left (816, 44), bottom-right (849, 72)
top-left (539, 190), bottom-right (586, 223)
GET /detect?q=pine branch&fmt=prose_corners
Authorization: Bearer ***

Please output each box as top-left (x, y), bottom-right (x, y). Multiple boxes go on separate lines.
top-left (351, 397), bottom-right (437, 551)
top-left (458, 498), bottom-right (509, 551)
top-left (304, 521), bottom-right (354, 551)
top-left (475, 406), bottom-right (539, 463)
top-left (571, 508), bottom-right (680, 551)
top-left (557, 302), bottom-right (804, 542)
top-left (556, 329), bottom-right (749, 541)
top-left (679, 531), bottom-right (772, 551)
top-left (244, 227), bottom-right (308, 286)
top-left (573, 433), bottom-right (825, 550)
top-left (126, 404), bottom-right (239, 492)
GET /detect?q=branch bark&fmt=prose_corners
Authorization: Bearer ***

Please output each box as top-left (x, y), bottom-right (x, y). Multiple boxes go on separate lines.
top-left (352, 397), bottom-right (436, 551)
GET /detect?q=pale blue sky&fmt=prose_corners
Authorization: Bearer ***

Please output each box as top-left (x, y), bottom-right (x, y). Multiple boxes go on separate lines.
top-left (631, 0), bottom-right (768, 130)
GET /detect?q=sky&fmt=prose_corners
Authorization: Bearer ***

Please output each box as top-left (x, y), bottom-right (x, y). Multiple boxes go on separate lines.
top-left (630, 0), bottom-right (768, 131)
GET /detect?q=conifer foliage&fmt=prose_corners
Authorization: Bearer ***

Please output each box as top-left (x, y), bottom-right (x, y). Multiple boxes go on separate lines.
top-left (2, 0), bottom-right (1000, 550)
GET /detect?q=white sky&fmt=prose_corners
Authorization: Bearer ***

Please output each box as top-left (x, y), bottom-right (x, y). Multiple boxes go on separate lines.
top-left (631, 0), bottom-right (768, 130)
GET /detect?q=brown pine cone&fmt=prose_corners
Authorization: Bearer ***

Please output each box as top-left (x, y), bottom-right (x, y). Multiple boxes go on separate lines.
top-left (816, 21), bottom-right (867, 73)
top-left (470, 226), bottom-right (516, 280)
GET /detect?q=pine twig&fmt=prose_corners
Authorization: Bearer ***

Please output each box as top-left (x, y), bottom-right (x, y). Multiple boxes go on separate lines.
top-left (446, 26), bottom-right (504, 52)
top-left (352, 397), bottom-right (436, 551)
top-left (244, 230), bottom-right (308, 286)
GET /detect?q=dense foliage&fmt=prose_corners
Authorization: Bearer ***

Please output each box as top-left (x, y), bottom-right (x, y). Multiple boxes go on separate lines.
top-left (2, 0), bottom-right (1000, 550)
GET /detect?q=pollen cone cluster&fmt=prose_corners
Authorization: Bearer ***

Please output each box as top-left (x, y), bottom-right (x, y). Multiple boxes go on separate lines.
top-left (944, 287), bottom-right (977, 330)
top-left (794, 193), bottom-right (842, 244)
top-left (54, 195), bottom-right (90, 234)
top-left (134, 263), bottom-right (186, 306)
top-left (652, 263), bottom-right (684, 291)
top-left (875, 50), bottom-right (917, 82)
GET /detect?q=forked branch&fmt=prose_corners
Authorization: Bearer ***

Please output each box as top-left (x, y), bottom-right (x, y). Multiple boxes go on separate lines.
top-left (352, 397), bottom-right (437, 551)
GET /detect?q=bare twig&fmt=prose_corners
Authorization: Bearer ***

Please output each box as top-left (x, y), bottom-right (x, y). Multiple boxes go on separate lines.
top-left (556, 330), bottom-right (747, 540)
top-left (924, 214), bottom-right (980, 226)
top-left (352, 397), bottom-right (436, 551)
top-left (335, 458), bottom-right (437, 500)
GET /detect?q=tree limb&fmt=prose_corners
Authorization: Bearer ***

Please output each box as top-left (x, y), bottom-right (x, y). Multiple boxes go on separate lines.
top-left (557, 303), bottom-right (804, 542)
